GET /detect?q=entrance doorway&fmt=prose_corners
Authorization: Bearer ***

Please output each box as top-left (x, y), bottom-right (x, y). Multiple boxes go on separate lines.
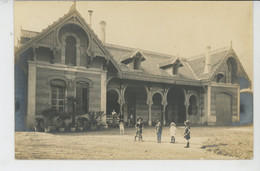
top-left (166, 86), bottom-right (185, 124)
top-left (216, 93), bottom-right (232, 125)
top-left (124, 85), bottom-right (147, 122)
top-left (106, 90), bottom-right (120, 115)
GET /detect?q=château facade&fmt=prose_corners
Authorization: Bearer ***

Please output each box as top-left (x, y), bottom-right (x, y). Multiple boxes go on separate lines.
top-left (15, 5), bottom-right (252, 130)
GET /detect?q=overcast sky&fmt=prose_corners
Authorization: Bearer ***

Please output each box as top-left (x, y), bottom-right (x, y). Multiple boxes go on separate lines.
top-left (14, 1), bottom-right (253, 80)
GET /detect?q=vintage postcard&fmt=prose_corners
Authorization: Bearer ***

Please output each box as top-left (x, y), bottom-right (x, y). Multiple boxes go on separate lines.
top-left (14, 1), bottom-right (253, 160)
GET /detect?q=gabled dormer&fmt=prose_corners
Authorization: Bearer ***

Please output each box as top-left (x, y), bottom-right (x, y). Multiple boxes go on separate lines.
top-left (120, 50), bottom-right (146, 70)
top-left (159, 57), bottom-right (184, 75)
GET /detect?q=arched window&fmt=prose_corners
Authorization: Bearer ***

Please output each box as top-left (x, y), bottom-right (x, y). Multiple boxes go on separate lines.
top-left (65, 36), bottom-right (76, 66)
top-left (227, 62), bottom-right (232, 83)
top-left (50, 79), bottom-right (66, 112)
top-left (188, 95), bottom-right (198, 115)
top-left (226, 58), bottom-right (238, 84)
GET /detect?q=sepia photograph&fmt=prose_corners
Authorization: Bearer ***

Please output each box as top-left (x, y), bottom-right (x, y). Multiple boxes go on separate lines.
top-left (13, 1), bottom-right (254, 160)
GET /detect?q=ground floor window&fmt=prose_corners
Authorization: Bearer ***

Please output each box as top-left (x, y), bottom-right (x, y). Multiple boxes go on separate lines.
top-left (50, 79), bottom-right (66, 112)
top-left (76, 81), bottom-right (89, 114)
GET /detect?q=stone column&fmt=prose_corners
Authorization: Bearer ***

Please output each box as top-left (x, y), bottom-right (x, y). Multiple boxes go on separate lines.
top-left (148, 103), bottom-right (152, 126)
top-left (162, 104), bottom-right (167, 126)
top-left (100, 71), bottom-right (107, 123)
top-left (27, 62), bottom-right (36, 130)
top-left (207, 85), bottom-right (211, 117)
top-left (146, 87), bottom-right (152, 126)
top-left (61, 42), bottom-right (65, 64)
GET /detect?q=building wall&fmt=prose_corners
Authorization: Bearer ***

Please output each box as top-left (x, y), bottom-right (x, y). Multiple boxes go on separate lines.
top-left (35, 65), bottom-right (102, 116)
top-left (209, 84), bottom-right (239, 125)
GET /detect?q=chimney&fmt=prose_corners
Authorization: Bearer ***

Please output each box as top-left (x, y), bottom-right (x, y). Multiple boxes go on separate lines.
top-left (204, 46), bottom-right (211, 73)
top-left (88, 10), bottom-right (93, 27)
top-left (99, 21), bottom-right (106, 43)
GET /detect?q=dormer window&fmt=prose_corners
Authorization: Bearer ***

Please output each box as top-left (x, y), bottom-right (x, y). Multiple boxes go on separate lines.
top-left (159, 57), bottom-right (183, 75)
top-left (173, 59), bottom-right (181, 75)
top-left (120, 50), bottom-right (146, 70)
top-left (133, 53), bottom-right (142, 70)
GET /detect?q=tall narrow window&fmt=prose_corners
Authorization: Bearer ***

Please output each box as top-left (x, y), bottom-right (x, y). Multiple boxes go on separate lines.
top-left (50, 79), bottom-right (66, 112)
top-left (65, 36), bottom-right (76, 66)
top-left (227, 62), bottom-right (232, 83)
top-left (76, 81), bottom-right (89, 114)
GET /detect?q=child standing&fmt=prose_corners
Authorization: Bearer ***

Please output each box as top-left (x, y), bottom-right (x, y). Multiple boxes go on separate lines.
top-left (183, 120), bottom-right (191, 148)
top-left (134, 117), bottom-right (144, 142)
top-left (119, 121), bottom-right (124, 135)
top-left (170, 122), bottom-right (177, 143)
top-left (155, 121), bottom-right (163, 143)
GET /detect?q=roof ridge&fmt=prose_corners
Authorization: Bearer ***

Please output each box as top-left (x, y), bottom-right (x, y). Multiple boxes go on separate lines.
top-left (105, 43), bottom-right (175, 59)
top-left (188, 46), bottom-right (229, 61)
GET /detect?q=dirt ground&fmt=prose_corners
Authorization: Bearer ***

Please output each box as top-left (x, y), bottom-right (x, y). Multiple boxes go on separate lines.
top-left (15, 125), bottom-right (253, 160)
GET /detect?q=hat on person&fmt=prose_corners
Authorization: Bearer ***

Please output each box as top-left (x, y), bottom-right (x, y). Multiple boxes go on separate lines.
top-left (184, 120), bottom-right (190, 125)
top-left (137, 117), bottom-right (143, 121)
top-left (170, 122), bottom-right (176, 126)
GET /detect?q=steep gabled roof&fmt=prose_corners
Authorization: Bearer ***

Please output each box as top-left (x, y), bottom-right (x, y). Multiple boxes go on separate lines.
top-left (105, 44), bottom-right (200, 84)
top-left (15, 4), bottom-right (122, 73)
top-left (187, 47), bottom-right (230, 80)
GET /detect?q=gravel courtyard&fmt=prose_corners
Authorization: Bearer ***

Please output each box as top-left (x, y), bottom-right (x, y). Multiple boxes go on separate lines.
top-left (15, 125), bottom-right (253, 160)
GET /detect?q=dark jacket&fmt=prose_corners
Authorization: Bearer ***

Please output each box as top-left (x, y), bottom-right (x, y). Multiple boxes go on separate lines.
top-left (184, 126), bottom-right (190, 140)
top-left (135, 122), bottom-right (143, 132)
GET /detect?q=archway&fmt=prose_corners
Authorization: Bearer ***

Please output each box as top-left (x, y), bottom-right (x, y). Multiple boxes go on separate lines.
top-left (188, 95), bottom-right (198, 116)
top-left (106, 89), bottom-right (120, 115)
top-left (124, 85), bottom-right (148, 123)
top-left (166, 86), bottom-right (186, 124)
top-left (151, 93), bottom-right (163, 125)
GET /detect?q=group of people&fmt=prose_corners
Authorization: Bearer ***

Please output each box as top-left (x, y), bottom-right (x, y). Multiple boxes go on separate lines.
top-left (136, 118), bottom-right (190, 148)
top-left (112, 110), bottom-right (191, 148)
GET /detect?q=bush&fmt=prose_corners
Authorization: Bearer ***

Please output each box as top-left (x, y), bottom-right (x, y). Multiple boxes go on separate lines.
top-left (41, 108), bottom-right (60, 125)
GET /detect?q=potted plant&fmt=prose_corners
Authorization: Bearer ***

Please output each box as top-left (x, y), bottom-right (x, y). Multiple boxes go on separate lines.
top-left (41, 108), bottom-right (59, 133)
top-left (87, 111), bottom-right (99, 130)
top-left (87, 111), bottom-right (106, 130)
top-left (77, 116), bottom-right (88, 131)
top-left (56, 111), bottom-right (70, 132)
top-left (34, 117), bottom-right (44, 132)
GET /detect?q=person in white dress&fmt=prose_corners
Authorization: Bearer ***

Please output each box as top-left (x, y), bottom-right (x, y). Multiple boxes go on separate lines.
top-left (170, 122), bottom-right (177, 143)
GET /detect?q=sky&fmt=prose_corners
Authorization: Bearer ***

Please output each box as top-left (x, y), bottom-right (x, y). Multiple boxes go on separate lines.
top-left (14, 1), bottom-right (253, 80)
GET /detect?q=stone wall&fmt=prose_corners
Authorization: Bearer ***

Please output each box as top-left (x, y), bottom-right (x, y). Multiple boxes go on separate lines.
top-left (35, 66), bottom-right (102, 115)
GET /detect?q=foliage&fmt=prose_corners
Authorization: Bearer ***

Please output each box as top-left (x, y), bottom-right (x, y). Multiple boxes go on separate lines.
top-left (87, 111), bottom-right (105, 128)
top-left (41, 108), bottom-right (59, 125)
top-left (66, 96), bottom-right (78, 127)
top-left (56, 111), bottom-right (71, 127)
top-left (35, 117), bottom-right (44, 129)
top-left (77, 116), bottom-right (89, 127)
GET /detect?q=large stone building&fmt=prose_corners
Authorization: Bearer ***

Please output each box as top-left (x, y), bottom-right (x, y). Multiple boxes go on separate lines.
top-left (15, 5), bottom-right (251, 130)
